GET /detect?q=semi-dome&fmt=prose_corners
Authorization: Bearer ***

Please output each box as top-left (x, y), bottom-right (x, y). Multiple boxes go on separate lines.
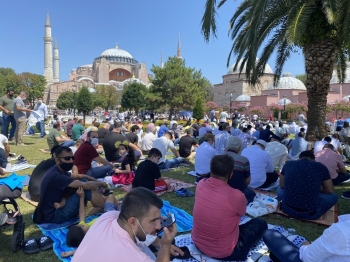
top-left (227, 58), bottom-right (273, 75)
top-left (268, 72), bottom-right (306, 90)
top-left (330, 62), bottom-right (350, 84)
top-left (235, 95), bottom-right (251, 101)
top-left (277, 98), bottom-right (292, 105)
top-left (95, 44), bottom-right (138, 64)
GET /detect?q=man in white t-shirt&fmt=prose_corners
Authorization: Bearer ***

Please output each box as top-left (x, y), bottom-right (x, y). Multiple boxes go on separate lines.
top-left (314, 137), bottom-right (331, 154)
top-left (152, 131), bottom-right (183, 170)
top-left (0, 134), bottom-right (10, 174)
top-left (265, 136), bottom-right (288, 171)
top-left (219, 111), bottom-right (228, 123)
top-left (73, 188), bottom-right (183, 262)
top-left (141, 127), bottom-right (157, 155)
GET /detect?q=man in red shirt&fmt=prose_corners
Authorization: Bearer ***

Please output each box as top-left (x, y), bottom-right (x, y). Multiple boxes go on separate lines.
top-left (73, 127), bottom-right (113, 179)
top-left (192, 154), bottom-right (267, 261)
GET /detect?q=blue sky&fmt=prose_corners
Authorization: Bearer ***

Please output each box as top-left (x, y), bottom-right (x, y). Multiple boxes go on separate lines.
top-left (0, 0), bottom-right (305, 85)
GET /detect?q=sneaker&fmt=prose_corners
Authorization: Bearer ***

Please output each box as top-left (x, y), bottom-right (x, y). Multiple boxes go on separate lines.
top-left (341, 191), bottom-right (350, 199)
top-left (9, 152), bottom-right (16, 157)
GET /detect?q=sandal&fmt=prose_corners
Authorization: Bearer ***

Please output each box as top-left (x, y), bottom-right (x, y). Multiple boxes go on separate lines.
top-left (6, 210), bottom-right (20, 225)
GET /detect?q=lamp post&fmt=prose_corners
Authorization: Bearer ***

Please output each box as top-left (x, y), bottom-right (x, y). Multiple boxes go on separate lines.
top-left (72, 84), bottom-right (77, 117)
top-left (283, 95), bottom-right (286, 119)
top-left (230, 93), bottom-right (233, 114)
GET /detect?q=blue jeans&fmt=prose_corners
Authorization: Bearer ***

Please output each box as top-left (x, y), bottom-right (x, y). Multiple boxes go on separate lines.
top-left (61, 140), bottom-right (75, 147)
top-left (36, 120), bottom-right (45, 138)
top-left (263, 229), bottom-right (302, 262)
top-left (158, 157), bottom-right (183, 170)
top-left (2, 114), bottom-right (15, 139)
top-left (332, 173), bottom-right (350, 185)
top-left (278, 187), bottom-right (338, 220)
top-left (51, 190), bottom-right (91, 224)
top-left (87, 165), bottom-right (112, 179)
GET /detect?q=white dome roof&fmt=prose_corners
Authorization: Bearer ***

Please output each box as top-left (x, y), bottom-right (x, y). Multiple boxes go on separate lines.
top-left (330, 62), bottom-right (350, 84)
top-left (100, 46), bottom-right (133, 59)
top-left (227, 58), bottom-right (273, 75)
top-left (268, 72), bottom-right (306, 90)
top-left (343, 95), bottom-right (350, 102)
top-left (236, 95), bottom-right (251, 101)
top-left (277, 98), bottom-right (292, 105)
top-left (78, 64), bottom-right (92, 68)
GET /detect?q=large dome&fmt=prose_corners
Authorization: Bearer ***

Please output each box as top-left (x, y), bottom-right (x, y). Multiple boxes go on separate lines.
top-left (277, 98), bottom-right (292, 105)
top-left (95, 44), bottom-right (138, 64)
top-left (268, 72), bottom-right (306, 90)
top-left (330, 62), bottom-right (350, 84)
top-left (236, 95), bottom-right (251, 101)
top-left (227, 58), bottom-right (273, 75)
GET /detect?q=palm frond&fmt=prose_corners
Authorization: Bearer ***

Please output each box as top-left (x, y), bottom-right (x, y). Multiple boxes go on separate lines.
top-left (273, 39), bottom-right (292, 85)
top-left (334, 49), bottom-right (347, 83)
top-left (322, 0), bottom-right (339, 24)
top-left (217, 0), bottom-right (228, 8)
top-left (201, 0), bottom-right (219, 41)
top-left (337, 0), bottom-right (350, 43)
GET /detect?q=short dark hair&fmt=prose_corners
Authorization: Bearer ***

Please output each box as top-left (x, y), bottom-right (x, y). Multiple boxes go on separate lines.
top-left (50, 145), bottom-right (60, 156)
top-left (266, 125), bottom-right (271, 129)
top-left (247, 125), bottom-right (252, 129)
top-left (164, 131), bottom-right (173, 140)
top-left (94, 122), bottom-right (100, 127)
top-left (210, 155), bottom-right (234, 178)
top-left (323, 143), bottom-right (334, 150)
top-left (221, 123), bottom-right (228, 130)
top-left (298, 132), bottom-right (304, 137)
top-left (242, 127), bottom-right (248, 133)
top-left (300, 128), bottom-right (305, 132)
top-left (53, 122), bottom-right (60, 129)
top-left (119, 188), bottom-right (163, 222)
top-left (77, 119), bottom-right (84, 124)
top-left (148, 148), bottom-right (162, 158)
top-left (55, 146), bottom-right (72, 157)
top-left (66, 225), bottom-right (86, 247)
top-left (7, 89), bottom-right (14, 93)
top-left (131, 125), bottom-right (140, 132)
top-left (324, 136), bottom-right (332, 143)
top-left (299, 150), bottom-right (315, 160)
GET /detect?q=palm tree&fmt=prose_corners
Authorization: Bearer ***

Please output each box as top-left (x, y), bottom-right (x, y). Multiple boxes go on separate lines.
top-left (201, 0), bottom-right (350, 137)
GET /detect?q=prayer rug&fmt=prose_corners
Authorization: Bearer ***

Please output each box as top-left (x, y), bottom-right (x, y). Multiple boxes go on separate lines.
top-left (0, 173), bottom-right (26, 190)
top-left (120, 178), bottom-right (196, 196)
top-left (172, 223), bottom-right (306, 262)
top-left (274, 203), bottom-right (338, 227)
top-left (6, 163), bottom-right (36, 173)
top-left (20, 191), bottom-right (38, 207)
top-left (252, 189), bottom-right (277, 199)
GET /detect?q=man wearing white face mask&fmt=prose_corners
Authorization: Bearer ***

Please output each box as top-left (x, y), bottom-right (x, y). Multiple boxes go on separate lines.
top-left (13, 91), bottom-right (32, 146)
top-left (73, 187), bottom-right (183, 262)
top-left (73, 127), bottom-right (114, 179)
top-left (35, 96), bottom-right (48, 139)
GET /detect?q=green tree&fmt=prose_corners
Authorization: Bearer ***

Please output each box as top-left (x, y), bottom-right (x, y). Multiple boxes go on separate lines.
top-left (92, 93), bottom-right (107, 109)
top-left (76, 86), bottom-right (94, 123)
top-left (193, 98), bottom-right (205, 120)
top-left (95, 85), bottom-right (119, 110)
top-left (18, 72), bottom-right (46, 107)
top-left (150, 56), bottom-right (205, 120)
top-left (295, 74), bottom-right (307, 85)
top-left (56, 91), bottom-right (74, 111)
top-left (0, 68), bottom-right (19, 96)
top-left (121, 82), bottom-right (148, 114)
top-left (201, 0), bottom-right (350, 137)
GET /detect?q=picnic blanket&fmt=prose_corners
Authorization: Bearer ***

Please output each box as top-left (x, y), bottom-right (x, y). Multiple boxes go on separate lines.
top-left (172, 222), bottom-right (307, 262)
top-left (6, 162), bottom-right (36, 173)
top-left (120, 178), bottom-right (196, 196)
top-left (274, 203), bottom-right (338, 227)
top-left (0, 173), bottom-right (26, 190)
top-left (35, 200), bottom-right (193, 262)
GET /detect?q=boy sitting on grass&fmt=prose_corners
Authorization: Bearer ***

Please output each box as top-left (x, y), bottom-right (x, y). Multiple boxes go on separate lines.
top-left (61, 187), bottom-right (119, 258)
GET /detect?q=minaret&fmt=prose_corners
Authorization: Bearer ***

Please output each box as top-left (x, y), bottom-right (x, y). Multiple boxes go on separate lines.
top-left (161, 50), bottom-right (164, 68)
top-left (177, 33), bottom-right (182, 59)
top-left (53, 38), bottom-right (59, 82)
top-left (44, 11), bottom-right (53, 84)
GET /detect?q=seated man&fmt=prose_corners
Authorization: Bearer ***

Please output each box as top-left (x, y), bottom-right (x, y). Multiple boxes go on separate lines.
top-left (194, 133), bottom-right (217, 183)
top-left (47, 122), bottom-right (74, 150)
top-left (157, 121), bottom-right (168, 138)
top-left (263, 217), bottom-right (350, 261)
top-left (132, 148), bottom-right (169, 194)
top-left (315, 143), bottom-right (350, 185)
top-left (241, 140), bottom-right (278, 188)
top-left (192, 155), bottom-right (267, 261)
top-left (259, 124), bottom-right (274, 142)
top-left (214, 122), bottom-right (231, 154)
top-left (153, 131), bottom-right (183, 170)
top-left (72, 187), bottom-right (182, 262)
top-left (39, 146), bottom-right (108, 224)
top-left (226, 136), bottom-right (255, 204)
top-left (238, 127), bottom-right (256, 149)
top-left (277, 151), bottom-right (338, 220)
top-left (141, 127), bottom-right (157, 155)
top-left (97, 123), bottom-right (110, 146)
top-left (313, 136), bottom-right (331, 154)
top-left (126, 125), bottom-right (140, 147)
top-left (72, 119), bottom-right (85, 141)
top-left (288, 132), bottom-right (308, 159)
top-left (179, 128), bottom-right (198, 161)
top-left (265, 135), bottom-right (288, 171)
top-left (73, 130), bottom-right (113, 179)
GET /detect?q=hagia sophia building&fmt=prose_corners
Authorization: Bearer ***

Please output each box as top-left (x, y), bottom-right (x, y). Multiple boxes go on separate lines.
top-left (42, 12), bottom-right (182, 107)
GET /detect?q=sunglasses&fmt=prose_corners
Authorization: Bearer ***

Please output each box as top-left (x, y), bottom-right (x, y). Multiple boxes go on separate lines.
top-left (59, 156), bottom-right (75, 161)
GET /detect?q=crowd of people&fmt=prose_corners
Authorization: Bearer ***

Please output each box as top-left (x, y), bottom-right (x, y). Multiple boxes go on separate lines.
top-left (1, 93), bottom-right (350, 261)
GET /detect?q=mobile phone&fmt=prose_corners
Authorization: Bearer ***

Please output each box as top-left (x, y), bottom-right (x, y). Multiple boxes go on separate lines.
top-left (159, 214), bottom-right (176, 233)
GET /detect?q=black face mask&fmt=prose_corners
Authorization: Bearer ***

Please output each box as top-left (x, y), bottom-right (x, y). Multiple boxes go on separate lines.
top-left (59, 162), bottom-right (73, 172)
top-left (8, 94), bottom-right (13, 98)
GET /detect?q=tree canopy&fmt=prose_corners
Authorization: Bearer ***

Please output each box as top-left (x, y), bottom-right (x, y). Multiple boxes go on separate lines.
top-left (149, 56), bottom-right (208, 119)
top-left (0, 68), bottom-right (20, 95)
top-left (193, 98), bottom-right (205, 120)
top-left (201, 0), bottom-right (350, 137)
top-left (95, 85), bottom-right (119, 110)
top-left (76, 86), bottom-right (93, 123)
top-left (18, 72), bottom-right (46, 107)
top-left (121, 82), bottom-right (148, 114)
top-left (56, 91), bottom-right (74, 111)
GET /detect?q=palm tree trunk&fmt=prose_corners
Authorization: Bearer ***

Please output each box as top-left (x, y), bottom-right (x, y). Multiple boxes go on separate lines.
top-left (303, 40), bottom-right (337, 139)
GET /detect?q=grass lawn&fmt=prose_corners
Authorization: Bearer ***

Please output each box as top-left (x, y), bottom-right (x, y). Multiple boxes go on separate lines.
top-left (1, 135), bottom-right (350, 261)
